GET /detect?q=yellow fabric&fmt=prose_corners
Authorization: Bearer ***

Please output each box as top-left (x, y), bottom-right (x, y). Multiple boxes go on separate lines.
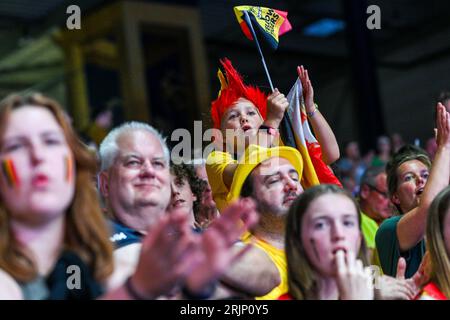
top-left (292, 141), bottom-right (320, 189)
top-left (227, 144), bottom-right (304, 204)
top-left (206, 151), bottom-right (237, 212)
top-left (360, 211), bottom-right (382, 270)
top-left (361, 212), bottom-right (378, 249)
top-left (242, 232), bottom-right (287, 300)
top-left (233, 6), bottom-right (287, 43)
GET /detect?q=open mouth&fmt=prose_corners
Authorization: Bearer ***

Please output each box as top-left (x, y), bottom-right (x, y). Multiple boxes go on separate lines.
top-left (241, 124), bottom-right (252, 132)
top-left (416, 187), bottom-right (424, 196)
top-left (332, 247), bottom-right (348, 255)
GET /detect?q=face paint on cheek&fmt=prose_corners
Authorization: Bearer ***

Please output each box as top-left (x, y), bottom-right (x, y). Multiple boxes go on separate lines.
top-left (310, 238), bottom-right (320, 262)
top-left (1, 158), bottom-right (20, 188)
top-left (65, 155), bottom-right (73, 183)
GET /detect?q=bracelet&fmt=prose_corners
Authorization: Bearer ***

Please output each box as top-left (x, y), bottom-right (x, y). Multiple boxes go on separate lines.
top-left (181, 282), bottom-right (217, 300)
top-left (125, 276), bottom-right (152, 300)
top-left (259, 124), bottom-right (279, 137)
top-left (306, 103), bottom-right (319, 118)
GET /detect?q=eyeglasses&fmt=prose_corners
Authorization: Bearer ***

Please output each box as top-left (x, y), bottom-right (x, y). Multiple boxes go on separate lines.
top-left (367, 184), bottom-right (389, 198)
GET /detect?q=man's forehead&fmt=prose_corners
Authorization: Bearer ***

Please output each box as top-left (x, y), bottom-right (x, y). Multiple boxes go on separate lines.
top-left (252, 157), bottom-right (296, 176)
top-left (116, 130), bottom-right (164, 157)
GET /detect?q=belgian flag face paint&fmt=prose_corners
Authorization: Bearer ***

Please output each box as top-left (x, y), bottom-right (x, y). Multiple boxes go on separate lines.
top-left (2, 158), bottom-right (20, 188)
top-left (65, 155), bottom-right (73, 183)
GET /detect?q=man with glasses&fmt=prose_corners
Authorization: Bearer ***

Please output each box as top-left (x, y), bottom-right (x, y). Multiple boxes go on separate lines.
top-left (359, 166), bottom-right (393, 265)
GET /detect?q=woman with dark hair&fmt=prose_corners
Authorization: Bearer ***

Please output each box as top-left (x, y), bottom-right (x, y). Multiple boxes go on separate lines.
top-left (376, 103), bottom-right (450, 278)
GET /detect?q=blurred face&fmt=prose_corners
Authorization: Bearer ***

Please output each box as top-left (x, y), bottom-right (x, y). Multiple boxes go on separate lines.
top-left (301, 193), bottom-right (361, 277)
top-left (346, 142), bottom-right (360, 160)
top-left (377, 137), bottom-right (391, 153)
top-left (0, 106), bottom-right (75, 225)
top-left (362, 173), bottom-right (392, 223)
top-left (194, 164), bottom-right (216, 208)
top-left (392, 160), bottom-right (429, 213)
top-left (103, 130), bottom-right (171, 219)
top-left (251, 157), bottom-right (303, 217)
top-left (169, 175), bottom-right (196, 215)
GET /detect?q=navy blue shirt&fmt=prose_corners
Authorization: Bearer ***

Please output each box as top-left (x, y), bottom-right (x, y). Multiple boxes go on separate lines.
top-left (109, 220), bottom-right (143, 249)
top-left (109, 220), bottom-right (202, 249)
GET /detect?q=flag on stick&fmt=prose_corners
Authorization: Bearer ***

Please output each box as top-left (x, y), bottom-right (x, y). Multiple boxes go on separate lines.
top-left (234, 6), bottom-right (292, 50)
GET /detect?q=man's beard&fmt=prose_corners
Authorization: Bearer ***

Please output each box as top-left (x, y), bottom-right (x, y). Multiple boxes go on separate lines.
top-left (256, 200), bottom-right (289, 218)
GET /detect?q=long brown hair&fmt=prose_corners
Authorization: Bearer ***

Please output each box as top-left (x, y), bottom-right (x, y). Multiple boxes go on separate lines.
top-left (0, 93), bottom-right (113, 283)
top-left (285, 184), bottom-right (369, 300)
top-left (426, 185), bottom-right (450, 298)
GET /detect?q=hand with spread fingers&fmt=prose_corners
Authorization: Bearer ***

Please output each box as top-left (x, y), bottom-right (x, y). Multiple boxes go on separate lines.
top-left (129, 209), bottom-right (200, 299)
top-left (374, 258), bottom-right (418, 300)
top-left (184, 198), bottom-right (259, 295)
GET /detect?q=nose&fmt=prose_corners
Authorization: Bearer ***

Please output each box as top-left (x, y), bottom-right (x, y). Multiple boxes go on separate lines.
top-left (139, 160), bottom-right (155, 178)
top-left (171, 181), bottom-right (180, 195)
top-left (416, 175), bottom-right (426, 188)
top-left (240, 114), bottom-right (248, 124)
top-left (283, 176), bottom-right (298, 192)
top-left (29, 143), bottom-right (45, 166)
top-left (331, 222), bottom-right (345, 242)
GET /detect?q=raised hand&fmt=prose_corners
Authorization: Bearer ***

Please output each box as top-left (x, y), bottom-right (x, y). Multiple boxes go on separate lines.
top-left (265, 88), bottom-right (289, 129)
top-left (373, 258), bottom-right (415, 300)
top-left (184, 198), bottom-right (259, 294)
top-left (129, 209), bottom-right (199, 299)
top-left (297, 65), bottom-right (315, 113)
top-left (335, 249), bottom-right (374, 300)
top-left (436, 102), bottom-right (450, 148)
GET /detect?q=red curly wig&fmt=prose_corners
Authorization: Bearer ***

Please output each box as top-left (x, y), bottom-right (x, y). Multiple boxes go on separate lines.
top-left (211, 58), bottom-right (268, 129)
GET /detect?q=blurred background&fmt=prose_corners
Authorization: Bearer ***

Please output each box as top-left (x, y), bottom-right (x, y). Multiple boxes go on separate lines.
top-left (0, 0), bottom-right (449, 154)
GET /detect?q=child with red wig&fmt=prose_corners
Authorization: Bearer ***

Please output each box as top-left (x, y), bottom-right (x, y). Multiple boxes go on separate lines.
top-left (206, 58), bottom-right (340, 212)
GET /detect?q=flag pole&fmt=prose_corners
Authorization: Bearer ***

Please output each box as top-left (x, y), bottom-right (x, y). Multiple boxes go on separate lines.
top-left (243, 10), bottom-right (274, 92)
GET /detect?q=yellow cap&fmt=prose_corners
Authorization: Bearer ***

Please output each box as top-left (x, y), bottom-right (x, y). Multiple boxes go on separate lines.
top-left (227, 144), bottom-right (304, 203)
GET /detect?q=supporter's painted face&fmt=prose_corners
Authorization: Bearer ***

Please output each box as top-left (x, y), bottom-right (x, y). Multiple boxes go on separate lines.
top-left (103, 130), bottom-right (171, 218)
top-left (364, 173), bottom-right (392, 222)
top-left (392, 160), bottom-right (429, 213)
top-left (301, 193), bottom-right (361, 277)
top-left (444, 208), bottom-right (450, 257)
top-left (169, 175), bottom-right (196, 216)
top-left (0, 106), bottom-right (75, 224)
top-left (251, 157), bottom-right (303, 217)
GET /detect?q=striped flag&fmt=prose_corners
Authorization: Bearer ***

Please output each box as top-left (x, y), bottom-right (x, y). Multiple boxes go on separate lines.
top-left (283, 79), bottom-right (342, 188)
top-left (234, 6), bottom-right (292, 50)
top-left (2, 159), bottom-right (19, 188)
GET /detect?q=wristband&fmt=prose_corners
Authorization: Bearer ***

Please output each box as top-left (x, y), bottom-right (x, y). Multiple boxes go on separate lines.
top-left (306, 103), bottom-right (319, 118)
top-left (259, 124), bottom-right (279, 137)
